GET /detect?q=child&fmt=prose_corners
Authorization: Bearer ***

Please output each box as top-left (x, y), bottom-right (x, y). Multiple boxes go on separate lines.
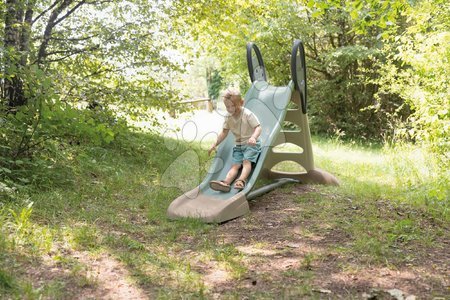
top-left (208, 89), bottom-right (262, 192)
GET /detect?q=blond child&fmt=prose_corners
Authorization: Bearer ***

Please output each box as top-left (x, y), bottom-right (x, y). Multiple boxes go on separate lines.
top-left (209, 89), bottom-right (262, 192)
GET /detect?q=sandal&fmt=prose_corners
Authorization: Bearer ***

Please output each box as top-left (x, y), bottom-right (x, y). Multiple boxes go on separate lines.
top-left (210, 180), bottom-right (231, 192)
top-left (234, 179), bottom-right (246, 190)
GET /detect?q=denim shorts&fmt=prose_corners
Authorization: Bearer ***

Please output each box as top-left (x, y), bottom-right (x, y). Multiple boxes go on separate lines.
top-left (232, 141), bottom-right (261, 164)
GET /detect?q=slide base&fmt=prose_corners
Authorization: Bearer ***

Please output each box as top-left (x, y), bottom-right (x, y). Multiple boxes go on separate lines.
top-left (167, 187), bottom-right (250, 223)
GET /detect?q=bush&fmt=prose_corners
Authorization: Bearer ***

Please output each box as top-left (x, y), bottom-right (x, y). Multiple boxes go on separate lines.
top-left (0, 94), bottom-right (129, 201)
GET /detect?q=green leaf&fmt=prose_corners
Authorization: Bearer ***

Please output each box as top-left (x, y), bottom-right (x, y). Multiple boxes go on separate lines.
top-left (1, 168), bottom-right (12, 174)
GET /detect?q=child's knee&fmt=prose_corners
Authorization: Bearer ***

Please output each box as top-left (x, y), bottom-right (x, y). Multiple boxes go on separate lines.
top-left (242, 160), bottom-right (252, 167)
top-left (231, 164), bottom-right (242, 170)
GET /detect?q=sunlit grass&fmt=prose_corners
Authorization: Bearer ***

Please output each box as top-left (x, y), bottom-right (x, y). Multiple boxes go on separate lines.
top-left (275, 137), bottom-right (448, 265)
top-left (311, 137), bottom-right (449, 220)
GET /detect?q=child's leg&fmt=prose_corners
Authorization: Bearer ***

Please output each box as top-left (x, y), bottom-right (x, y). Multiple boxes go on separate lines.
top-left (210, 146), bottom-right (244, 192)
top-left (234, 142), bottom-right (260, 189)
top-left (235, 160), bottom-right (252, 186)
top-left (223, 164), bottom-right (241, 184)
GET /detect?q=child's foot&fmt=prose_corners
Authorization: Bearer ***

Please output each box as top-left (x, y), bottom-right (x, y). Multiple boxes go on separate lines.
top-left (210, 180), bottom-right (231, 192)
top-left (234, 179), bottom-right (246, 190)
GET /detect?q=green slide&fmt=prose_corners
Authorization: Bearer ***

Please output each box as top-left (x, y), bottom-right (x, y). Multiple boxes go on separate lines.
top-left (167, 41), bottom-right (338, 223)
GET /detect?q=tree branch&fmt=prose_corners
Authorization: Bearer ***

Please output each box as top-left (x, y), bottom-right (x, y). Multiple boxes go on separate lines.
top-left (308, 65), bottom-right (330, 76)
top-left (43, 45), bottom-right (100, 63)
top-left (54, 0), bottom-right (87, 27)
top-left (44, 44), bottom-right (99, 56)
top-left (37, 0), bottom-right (74, 64)
top-left (32, 0), bottom-right (60, 24)
top-left (50, 34), bottom-right (98, 42)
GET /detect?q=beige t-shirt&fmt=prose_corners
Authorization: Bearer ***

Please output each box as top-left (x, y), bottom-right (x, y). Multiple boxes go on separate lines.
top-left (223, 107), bottom-right (260, 145)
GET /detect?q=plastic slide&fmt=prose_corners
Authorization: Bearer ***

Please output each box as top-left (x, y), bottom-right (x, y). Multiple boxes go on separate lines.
top-left (167, 80), bottom-right (295, 223)
top-left (167, 40), bottom-right (338, 223)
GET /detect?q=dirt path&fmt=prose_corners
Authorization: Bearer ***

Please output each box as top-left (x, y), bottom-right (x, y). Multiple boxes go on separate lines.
top-left (22, 248), bottom-right (151, 300)
top-left (74, 251), bottom-right (150, 300)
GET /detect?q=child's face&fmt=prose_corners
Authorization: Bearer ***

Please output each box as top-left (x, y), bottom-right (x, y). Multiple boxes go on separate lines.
top-left (224, 97), bottom-right (242, 115)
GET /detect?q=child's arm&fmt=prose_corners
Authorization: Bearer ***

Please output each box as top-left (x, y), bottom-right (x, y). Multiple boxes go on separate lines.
top-left (208, 128), bottom-right (229, 156)
top-left (248, 125), bottom-right (261, 146)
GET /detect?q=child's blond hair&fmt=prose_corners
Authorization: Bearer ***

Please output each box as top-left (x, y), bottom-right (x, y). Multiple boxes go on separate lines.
top-left (223, 88), bottom-right (243, 106)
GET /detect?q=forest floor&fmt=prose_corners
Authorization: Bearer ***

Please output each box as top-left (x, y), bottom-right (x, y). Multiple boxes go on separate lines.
top-left (207, 185), bottom-right (449, 299)
top-left (28, 184), bottom-right (446, 300)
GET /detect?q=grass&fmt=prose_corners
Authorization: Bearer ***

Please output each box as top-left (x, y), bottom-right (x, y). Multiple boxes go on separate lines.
top-left (308, 137), bottom-right (448, 262)
top-left (312, 136), bottom-right (449, 220)
top-left (0, 131), bottom-right (448, 298)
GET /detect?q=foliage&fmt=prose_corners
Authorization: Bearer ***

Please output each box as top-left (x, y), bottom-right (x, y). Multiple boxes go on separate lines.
top-left (0, 63), bottom-right (129, 198)
top-left (0, 0), bottom-right (192, 196)
top-left (170, 0), bottom-right (448, 153)
top-left (373, 0), bottom-right (450, 158)
top-left (2, 0), bottom-right (446, 196)
top-left (169, 0), bottom-right (411, 141)
top-left (207, 69), bottom-right (223, 100)
top-left (1, 0), bottom-right (191, 112)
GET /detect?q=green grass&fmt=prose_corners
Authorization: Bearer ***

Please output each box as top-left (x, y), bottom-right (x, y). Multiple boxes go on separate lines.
top-left (0, 132), bottom-right (448, 298)
top-left (312, 136), bottom-right (449, 219)
top-left (304, 136), bottom-right (449, 264)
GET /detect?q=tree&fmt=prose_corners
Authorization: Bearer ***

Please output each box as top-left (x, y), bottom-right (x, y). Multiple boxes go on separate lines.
top-left (374, 0), bottom-right (450, 156)
top-left (0, 0), bottom-right (191, 191)
top-left (169, 0), bottom-right (412, 141)
top-left (1, 1), bottom-right (188, 111)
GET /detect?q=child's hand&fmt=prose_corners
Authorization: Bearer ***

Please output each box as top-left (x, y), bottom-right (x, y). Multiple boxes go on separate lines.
top-left (208, 144), bottom-right (217, 156)
top-left (248, 137), bottom-right (257, 146)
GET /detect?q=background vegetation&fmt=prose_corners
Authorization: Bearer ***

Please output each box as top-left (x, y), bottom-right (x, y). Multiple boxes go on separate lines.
top-left (1, 0), bottom-right (449, 188)
top-left (0, 0), bottom-right (448, 297)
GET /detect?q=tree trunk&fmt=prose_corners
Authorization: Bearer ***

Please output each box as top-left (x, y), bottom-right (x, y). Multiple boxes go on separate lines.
top-left (2, 0), bottom-right (37, 108)
top-left (20, 2), bottom-right (35, 66)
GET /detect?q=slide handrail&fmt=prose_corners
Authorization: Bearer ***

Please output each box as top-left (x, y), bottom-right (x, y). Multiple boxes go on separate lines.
top-left (291, 39), bottom-right (308, 114)
top-left (246, 42), bottom-right (267, 82)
